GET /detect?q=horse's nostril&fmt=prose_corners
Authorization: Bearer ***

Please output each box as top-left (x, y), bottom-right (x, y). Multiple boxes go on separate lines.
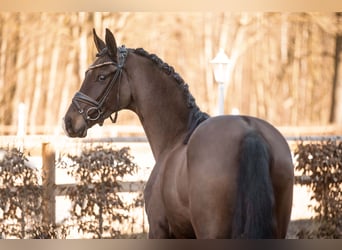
top-left (64, 116), bottom-right (72, 127)
top-left (62, 116), bottom-right (74, 134)
top-left (62, 117), bottom-right (67, 131)
top-left (62, 114), bottom-right (87, 138)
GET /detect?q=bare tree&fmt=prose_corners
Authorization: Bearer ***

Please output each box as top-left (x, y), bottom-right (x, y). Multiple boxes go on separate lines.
top-left (330, 12), bottom-right (342, 125)
top-left (0, 12), bottom-right (340, 134)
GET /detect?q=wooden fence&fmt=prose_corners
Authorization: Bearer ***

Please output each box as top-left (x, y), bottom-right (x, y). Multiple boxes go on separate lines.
top-left (40, 141), bottom-right (146, 226)
top-left (0, 135), bottom-right (151, 238)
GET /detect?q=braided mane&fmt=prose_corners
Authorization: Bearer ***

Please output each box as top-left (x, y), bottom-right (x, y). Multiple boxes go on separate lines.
top-left (133, 48), bottom-right (210, 144)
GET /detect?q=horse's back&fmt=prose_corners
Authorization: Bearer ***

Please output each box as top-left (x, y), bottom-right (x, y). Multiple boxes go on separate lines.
top-left (188, 115), bottom-right (293, 174)
top-left (186, 115), bottom-right (294, 238)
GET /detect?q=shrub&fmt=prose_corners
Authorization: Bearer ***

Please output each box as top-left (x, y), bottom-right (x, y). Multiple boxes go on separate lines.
top-left (0, 145), bottom-right (141, 239)
top-left (0, 147), bottom-right (42, 238)
top-left (57, 145), bottom-right (140, 238)
top-left (294, 140), bottom-right (342, 238)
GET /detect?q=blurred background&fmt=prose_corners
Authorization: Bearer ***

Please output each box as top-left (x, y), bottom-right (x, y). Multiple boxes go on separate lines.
top-left (1, 12), bottom-right (341, 135)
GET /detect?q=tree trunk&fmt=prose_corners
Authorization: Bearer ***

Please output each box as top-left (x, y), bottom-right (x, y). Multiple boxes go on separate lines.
top-left (329, 13), bottom-right (342, 125)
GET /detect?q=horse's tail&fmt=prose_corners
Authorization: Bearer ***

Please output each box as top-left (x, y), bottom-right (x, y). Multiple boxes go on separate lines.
top-left (232, 131), bottom-right (275, 238)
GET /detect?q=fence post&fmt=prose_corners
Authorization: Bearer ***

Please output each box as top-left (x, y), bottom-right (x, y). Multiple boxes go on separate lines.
top-left (42, 142), bottom-right (56, 225)
top-left (16, 103), bottom-right (26, 151)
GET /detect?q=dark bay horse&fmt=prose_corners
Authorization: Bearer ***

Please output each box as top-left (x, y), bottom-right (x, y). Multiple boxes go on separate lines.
top-left (63, 28), bottom-right (294, 238)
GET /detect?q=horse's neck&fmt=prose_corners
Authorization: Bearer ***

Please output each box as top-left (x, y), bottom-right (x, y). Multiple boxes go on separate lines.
top-left (138, 90), bottom-right (189, 159)
top-left (142, 117), bottom-right (187, 160)
top-left (130, 66), bottom-right (190, 159)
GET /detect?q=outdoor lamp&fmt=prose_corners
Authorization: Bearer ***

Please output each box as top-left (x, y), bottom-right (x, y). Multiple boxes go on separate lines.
top-left (210, 48), bottom-right (231, 84)
top-left (210, 48), bottom-right (231, 115)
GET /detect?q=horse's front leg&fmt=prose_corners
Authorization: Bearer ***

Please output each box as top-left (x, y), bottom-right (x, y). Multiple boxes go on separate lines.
top-left (144, 180), bottom-right (173, 238)
top-left (145, 200), bottom-right (173, 238)
top-left (147, 214), bottom-right (173, 238)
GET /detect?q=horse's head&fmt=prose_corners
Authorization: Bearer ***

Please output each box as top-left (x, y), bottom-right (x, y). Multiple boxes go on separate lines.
top-left (63, 29), bottom-right (132, 137)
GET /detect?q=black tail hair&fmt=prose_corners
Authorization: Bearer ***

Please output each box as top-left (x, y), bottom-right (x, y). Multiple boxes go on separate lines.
top-left (232, 131), bottom-right (275, 238)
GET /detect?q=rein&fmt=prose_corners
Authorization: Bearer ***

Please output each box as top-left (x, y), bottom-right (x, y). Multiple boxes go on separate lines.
top-left (72, 45), bottom-right (128, 126)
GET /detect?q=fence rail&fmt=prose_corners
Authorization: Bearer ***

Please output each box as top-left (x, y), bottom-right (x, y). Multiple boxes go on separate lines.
top-left (1, 123), bottom-right (341, 136)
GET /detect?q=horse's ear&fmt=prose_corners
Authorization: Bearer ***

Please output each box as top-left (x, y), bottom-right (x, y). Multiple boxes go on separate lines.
top-left (105, 28), bottom-right (118, 61)
top-left (93, 29), bottom-right (106, 53)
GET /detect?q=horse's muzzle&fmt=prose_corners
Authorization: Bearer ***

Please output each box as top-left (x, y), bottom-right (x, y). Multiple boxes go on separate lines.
top-left (62, 116), bottom-right (87, 138)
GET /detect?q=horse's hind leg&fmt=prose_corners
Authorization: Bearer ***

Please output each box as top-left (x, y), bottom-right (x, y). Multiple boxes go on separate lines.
top-left (275, 183), bottom-right (293, 238)
top-left (188, 172), bottom-right (236, 238)
top-left (272, 161), bottom-right (294, 238)
top-left (187, 140), bottom-right (239, 238)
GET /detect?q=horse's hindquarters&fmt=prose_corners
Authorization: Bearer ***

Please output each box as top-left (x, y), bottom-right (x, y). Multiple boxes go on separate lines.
top-left (186, 116), bottom-right (294, 238)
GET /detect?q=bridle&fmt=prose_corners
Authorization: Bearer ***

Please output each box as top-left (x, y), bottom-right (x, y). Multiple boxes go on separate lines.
top-left (72, 45), bottom-right (128, 126)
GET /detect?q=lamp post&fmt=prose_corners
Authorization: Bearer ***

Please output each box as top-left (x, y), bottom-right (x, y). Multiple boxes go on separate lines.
top-left (210, 48), bottom-right (231, 115)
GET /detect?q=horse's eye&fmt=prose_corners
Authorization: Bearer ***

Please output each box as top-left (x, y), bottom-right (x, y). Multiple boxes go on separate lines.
top-left (98, 75), bottom-right (106, 81)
